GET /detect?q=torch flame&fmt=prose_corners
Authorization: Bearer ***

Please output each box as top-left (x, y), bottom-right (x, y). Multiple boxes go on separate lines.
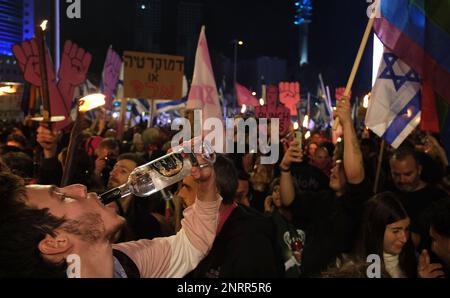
top-left (303, 115), bottom-right (309, 128)
top-left (40, 20), bottom-right (48, 31)
top-left (0, 85), bottom-right (16, 95)
top-left (79, 93), bottom-right (106, 112)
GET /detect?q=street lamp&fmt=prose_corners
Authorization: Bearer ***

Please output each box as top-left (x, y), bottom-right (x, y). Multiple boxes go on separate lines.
top-left (232, 39), bottom-right (244, 108)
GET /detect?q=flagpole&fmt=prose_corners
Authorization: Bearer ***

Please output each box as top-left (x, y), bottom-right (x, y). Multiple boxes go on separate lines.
top-left (261, 76), bottom-right (266, 103)
top-left (36, 21), bottom-right (51, 124)
top-left (326, 86), bottom-right (332, 114)
top-left (307, 92), bottom-right (311, 118)
top-left (373, 139), bottom-right (385, 194)
top-left (54, 0), bottom-right (60, 76)
top-left (150, 99), bottom-right (155, 127)
top-left (333, 12), bottom-right (376, 130)
top-left (117, 98), bottom-right (128, 140)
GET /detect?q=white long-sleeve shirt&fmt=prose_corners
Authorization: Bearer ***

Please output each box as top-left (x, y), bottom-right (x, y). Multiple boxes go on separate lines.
top-left (113, 197), bottom-right (221, 277)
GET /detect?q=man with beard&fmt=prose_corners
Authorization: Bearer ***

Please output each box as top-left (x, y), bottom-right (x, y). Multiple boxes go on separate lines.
top-left (0, 154), bottom-right (220, 278)
top-left (107, 153), bottom-right (174, 242)
top-left (389, 145), bottom-right (447, 250)
top-left (418, 198), bottom-right (450, 278)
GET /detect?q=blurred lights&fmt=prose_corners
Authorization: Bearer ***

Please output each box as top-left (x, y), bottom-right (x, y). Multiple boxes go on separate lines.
top-left (406, 107), bottom-right (413, 118)
top-left (293, 121), bottom-right (299, 130)
top-left (112, 112), bottom-right (119, 119)
top-left (40, 20), bottom-right (48, 31)
top-left (0, 85), bottom-right (16, 95)
top-left (363, 93), bottom-right (370, 109)
top-left (251, 91), bottom-right (256, 96)
top-left (305, 131), bottom-right (311, 139)
top-left (79, 93), bottom-right (106, 112)
top-left (294, 0), bottom-right (313, 25)
top-left (241, 104), bottom-right (247, 114)
top-left (302, 115), bottom-right (309, 128)
top-left (259, 98), bottom-right (264, 106)
top-left (238, 40), bottom-right (244, 46)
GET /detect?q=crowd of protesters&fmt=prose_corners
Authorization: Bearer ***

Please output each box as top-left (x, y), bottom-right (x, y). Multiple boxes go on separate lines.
top-left (0, 99), bottom-right (449, 278)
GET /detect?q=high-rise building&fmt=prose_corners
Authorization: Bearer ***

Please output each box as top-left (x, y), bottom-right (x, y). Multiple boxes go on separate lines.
top-left (135, 0), bottom-right (162, 52)
top-left (0, 0), bottom-right (34, 82)
top-left (239, 57), bottom-right (287, 98)
top-left (133, 0), bottom-right (203, 80)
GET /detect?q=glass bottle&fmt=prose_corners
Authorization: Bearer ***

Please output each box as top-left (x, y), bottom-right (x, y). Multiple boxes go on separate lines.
top-left (99, 139), bottom-right (215, 205)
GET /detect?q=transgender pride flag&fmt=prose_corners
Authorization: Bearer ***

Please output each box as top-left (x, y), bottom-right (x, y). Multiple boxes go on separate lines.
top-left (186, 26), bottom-right (223, 123)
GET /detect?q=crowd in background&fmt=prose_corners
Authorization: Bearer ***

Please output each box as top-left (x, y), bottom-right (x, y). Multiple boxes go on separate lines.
top-left (0, 103), bottom-right (449, 278)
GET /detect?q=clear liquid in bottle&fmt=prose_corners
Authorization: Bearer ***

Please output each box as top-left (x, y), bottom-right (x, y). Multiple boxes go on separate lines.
top-left (99, 139), bottom-right (215, 204)
top-left (128, 151), bottom-right (192, 197)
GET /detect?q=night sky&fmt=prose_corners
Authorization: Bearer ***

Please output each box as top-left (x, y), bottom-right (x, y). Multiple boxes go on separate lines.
top-left (59, 0), bottom-right (373, 97)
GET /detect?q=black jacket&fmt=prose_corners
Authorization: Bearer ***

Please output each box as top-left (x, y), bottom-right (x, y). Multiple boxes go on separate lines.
top-left (290, 179), bottom-right (371, 277)
top-left (187, 204), bottom-right (284, 278)
top-left (38, 157), bottom-right (63, 185)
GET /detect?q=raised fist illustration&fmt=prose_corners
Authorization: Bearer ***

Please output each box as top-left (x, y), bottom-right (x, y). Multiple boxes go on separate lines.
top-left (102, 46), bottom-right (122, 108)
top-left (12, 39), bottom-right (56, 87)
top-left (59, 40), bottom-right (92, 86)
top-left (279, 82), bottom-right (300, 116)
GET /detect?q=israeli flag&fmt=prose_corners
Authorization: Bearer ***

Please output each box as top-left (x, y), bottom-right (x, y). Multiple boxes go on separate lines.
top-left (366, 48), bottom-right (421, 148)
top-left (155, 98), bottom-right (187, 113)
top-left (130, 98), bottom-right (150, 116)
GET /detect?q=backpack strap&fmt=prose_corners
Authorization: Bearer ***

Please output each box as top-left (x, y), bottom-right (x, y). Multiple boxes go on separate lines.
top-left (112, 249), bottom-right (141, 278)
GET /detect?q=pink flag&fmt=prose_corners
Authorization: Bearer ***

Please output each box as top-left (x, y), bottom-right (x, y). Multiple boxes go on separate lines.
top-left (187, 26), bottom-right (223, 123)
top-left (235, 82), bottom-right (259, 106)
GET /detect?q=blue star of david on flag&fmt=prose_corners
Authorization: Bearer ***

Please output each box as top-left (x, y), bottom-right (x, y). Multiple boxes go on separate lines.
top-left (379, 53), bottom-right (421, 92)
top-left (365, 48), bottom-right (422, 149)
